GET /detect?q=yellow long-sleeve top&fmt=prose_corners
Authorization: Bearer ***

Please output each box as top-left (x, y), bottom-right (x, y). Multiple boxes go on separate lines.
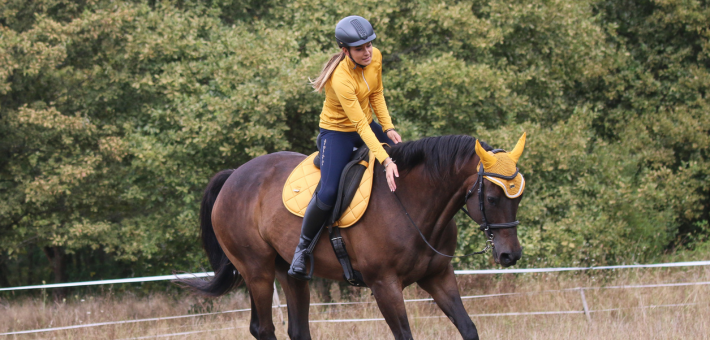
top-left (320, 47), bottom-right (395, 164)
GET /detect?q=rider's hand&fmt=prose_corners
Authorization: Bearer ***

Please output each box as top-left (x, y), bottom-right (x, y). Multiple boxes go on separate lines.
top-left (385, 158), bottom-right (399, 192)
top-left (386, 130), bottom-right (402, 144)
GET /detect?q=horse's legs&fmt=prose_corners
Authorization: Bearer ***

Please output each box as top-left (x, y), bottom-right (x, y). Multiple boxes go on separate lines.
top-left (242, 262), bottom-right (279, 340)
top-left (417, 266), bottom-right (479, 340)
top-left (249, 292), bottom-right (260, 338)
top-left (370, 279), bottom-right (413, 340)
top-left (275, 258), bottom-right (312, 340)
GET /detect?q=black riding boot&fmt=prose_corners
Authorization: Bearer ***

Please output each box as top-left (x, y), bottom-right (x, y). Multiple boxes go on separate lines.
top-left (288, 194), bottom-right (332, 280)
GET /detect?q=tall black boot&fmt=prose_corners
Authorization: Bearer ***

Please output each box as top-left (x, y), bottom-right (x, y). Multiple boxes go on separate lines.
top-left (288, 194), bottom-right (332, 280)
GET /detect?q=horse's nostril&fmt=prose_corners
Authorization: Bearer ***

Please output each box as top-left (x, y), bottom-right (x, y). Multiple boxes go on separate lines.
top-left (499, 252), bottom-right (518, 267)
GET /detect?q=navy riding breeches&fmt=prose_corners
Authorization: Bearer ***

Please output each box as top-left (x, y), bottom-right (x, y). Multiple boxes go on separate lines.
top-left (316, 121), bottom-right (394, 208)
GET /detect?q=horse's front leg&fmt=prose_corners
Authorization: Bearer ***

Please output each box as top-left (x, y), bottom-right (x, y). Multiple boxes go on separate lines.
top-left (417, 265), bottom-right (479, 340)
top-left (275, 258), bottom-right (312, 340)
top-left (370, 278), bottom-right (413, 340)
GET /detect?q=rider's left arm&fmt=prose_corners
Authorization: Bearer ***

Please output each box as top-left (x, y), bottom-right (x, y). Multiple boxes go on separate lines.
top-left (368, 49), bottom-right (395, 133)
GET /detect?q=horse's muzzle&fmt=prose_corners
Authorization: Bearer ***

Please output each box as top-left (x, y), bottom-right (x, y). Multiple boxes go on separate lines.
top-left (495, 247), bottom-right (522, 267)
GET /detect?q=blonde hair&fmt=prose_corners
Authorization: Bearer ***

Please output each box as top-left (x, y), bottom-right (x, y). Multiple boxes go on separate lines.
top-left (310, 51), bottom-right (346, 92)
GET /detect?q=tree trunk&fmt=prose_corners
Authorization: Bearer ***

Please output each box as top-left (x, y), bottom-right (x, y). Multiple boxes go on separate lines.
top-left (43, 246), bottom-right (67, 300)
top-left (27, 246), bottom-right (35, 286)
top-left (0, 256), bottom-right (11, 288)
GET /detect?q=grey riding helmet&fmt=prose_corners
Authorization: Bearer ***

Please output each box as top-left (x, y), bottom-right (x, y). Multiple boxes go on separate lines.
top-left (335, 16), bottom-right (376, 48)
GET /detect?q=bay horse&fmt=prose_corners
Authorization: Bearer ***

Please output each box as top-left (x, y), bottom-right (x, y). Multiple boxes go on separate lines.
top-left (181, 134), bottom-right (526, 340)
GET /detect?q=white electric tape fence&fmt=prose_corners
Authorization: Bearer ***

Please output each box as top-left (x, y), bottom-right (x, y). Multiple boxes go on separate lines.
top-left (2, 260), bottom-right (710, 292)
top-left (1, 260), bottom-right (710, 337)
top-left (1, 280), bottom-right (709, 336)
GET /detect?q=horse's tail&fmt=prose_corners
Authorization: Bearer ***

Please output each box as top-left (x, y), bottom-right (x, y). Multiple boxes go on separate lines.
top-left (178, 169), bottom-right (242, 296)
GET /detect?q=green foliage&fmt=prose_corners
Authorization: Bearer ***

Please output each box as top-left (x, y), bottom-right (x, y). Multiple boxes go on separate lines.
top-left (1, 0), bottom-right (708, 287)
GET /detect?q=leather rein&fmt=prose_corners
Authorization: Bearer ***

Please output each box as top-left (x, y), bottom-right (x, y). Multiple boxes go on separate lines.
top-left (393, 149), bottom-right (520, 258)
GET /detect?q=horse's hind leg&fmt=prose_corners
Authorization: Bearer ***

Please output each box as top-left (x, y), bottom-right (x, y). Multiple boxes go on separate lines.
top-left (275, 257), bottom-right (312, 340)
top-left (417, 265), bottom-right (479, 340)
top-left (241, 261), bottom-right (279, 340)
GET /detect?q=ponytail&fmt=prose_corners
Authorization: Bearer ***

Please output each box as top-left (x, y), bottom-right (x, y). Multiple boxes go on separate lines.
top-left (310, 51), bottom-right (346, 92)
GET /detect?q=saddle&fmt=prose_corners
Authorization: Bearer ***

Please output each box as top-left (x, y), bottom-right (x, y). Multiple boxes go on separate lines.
top-left (282, 146), bottom-right (374, 228)
top-left (282, 145), bottom-right (380, 287)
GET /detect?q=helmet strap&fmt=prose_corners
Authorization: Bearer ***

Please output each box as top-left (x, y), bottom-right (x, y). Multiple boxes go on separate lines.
top-left (345, 47), bottom-right (367, 69)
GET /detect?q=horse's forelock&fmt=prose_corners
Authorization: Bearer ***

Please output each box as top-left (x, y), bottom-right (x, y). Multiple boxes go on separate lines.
top-left (388, 135), bottom-right (493, 179)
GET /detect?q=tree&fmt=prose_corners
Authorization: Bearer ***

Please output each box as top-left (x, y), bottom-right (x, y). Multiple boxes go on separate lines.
top-left (1, 0), bottom-right (708, 288)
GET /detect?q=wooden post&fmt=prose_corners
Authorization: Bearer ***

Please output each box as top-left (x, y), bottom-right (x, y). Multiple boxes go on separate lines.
top-left (579, 288), bottom-right (592, 323)
top-left (273, 282), bottom-right (285, 325)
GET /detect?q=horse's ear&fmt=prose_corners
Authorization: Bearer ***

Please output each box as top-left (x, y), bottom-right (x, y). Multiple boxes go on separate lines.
top-left (475, 139), bottom-right (497, 170)
top-left (508, 132), bottom-right (526, 164)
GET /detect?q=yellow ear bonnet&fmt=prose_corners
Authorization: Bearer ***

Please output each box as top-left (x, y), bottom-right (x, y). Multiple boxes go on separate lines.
top-left (508, 132), bottom-right (526, 163)
top-left (476, 133), bottom-right (526, 199)
top-left (475, 139), bottom-right (497, 169)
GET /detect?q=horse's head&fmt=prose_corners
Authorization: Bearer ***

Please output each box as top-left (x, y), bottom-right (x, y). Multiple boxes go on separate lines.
top-left (465, 133), bottom-right (526, 267)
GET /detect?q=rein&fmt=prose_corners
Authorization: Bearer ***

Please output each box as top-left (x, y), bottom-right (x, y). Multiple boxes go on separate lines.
top-left (393, 149), bottom-right (520, 258)
top-left (392, 192), bottom-right (492, 258)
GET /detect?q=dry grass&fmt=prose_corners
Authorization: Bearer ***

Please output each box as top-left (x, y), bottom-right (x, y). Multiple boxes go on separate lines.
top-left (1, 266), bottom-right (708, 339)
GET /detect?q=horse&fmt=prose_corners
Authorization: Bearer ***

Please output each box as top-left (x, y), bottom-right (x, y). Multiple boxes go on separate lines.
top-left (181, 133), bottom-right (526, 340)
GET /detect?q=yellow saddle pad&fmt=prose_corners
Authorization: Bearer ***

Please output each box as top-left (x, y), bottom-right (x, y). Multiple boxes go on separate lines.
top-left (282, 151), bottom-right (375, 228)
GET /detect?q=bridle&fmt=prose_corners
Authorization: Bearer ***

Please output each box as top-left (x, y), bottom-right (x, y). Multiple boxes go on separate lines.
top-left (393, 149), bottom-right (521, 258)
top-left (462, 149), bottom-right (522, 231)
top-left (459, 149), bottom-right (521, 254)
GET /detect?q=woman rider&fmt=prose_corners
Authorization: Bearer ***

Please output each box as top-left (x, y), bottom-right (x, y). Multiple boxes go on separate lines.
top-left (288, 16), bottom-right (402, 280)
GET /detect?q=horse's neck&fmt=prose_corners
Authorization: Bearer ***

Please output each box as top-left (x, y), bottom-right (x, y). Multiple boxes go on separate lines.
top-left (398, 166), bottom-right (470, 238)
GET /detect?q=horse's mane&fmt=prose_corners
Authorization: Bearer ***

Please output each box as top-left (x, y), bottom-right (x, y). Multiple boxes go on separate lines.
top-left (388, 135), bottom-right (493, 179)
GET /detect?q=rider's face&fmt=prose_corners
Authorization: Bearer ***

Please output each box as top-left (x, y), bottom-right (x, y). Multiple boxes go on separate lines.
top-left (344, 42), bottom-right (373, 66)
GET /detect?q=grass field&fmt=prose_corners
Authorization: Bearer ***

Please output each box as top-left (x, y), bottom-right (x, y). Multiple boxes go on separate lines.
top-left (1, 266), bottom-right (708, 339)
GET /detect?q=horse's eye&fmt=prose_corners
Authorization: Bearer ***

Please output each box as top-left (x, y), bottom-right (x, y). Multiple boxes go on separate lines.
top-left (487, 196), bottom-right (498, 205)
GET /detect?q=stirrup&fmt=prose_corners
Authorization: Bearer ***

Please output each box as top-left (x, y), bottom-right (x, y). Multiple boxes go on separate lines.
top-left (287, 225), bottom-right (326, 280)
top-left (287, 249), bottom-right (316, 281)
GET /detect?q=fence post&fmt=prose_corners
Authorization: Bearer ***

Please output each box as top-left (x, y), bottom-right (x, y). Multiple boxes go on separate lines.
top-left (579, 288), bottom-right (592, 323)
top-left (273, 282), bottom-right (285, 325)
